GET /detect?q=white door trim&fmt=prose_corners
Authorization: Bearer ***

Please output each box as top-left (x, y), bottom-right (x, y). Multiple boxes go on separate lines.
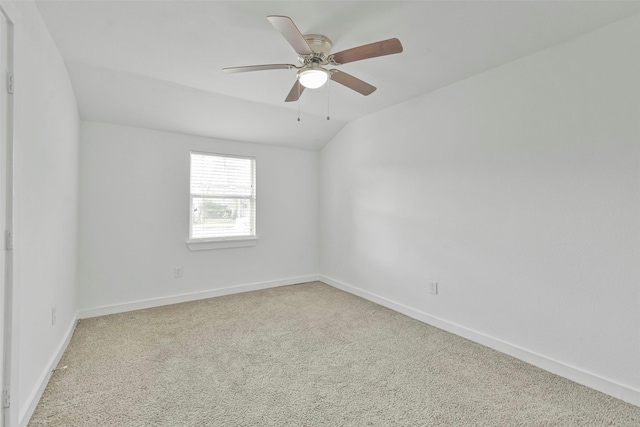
top-left (0, 5), bottom-right (14, 427)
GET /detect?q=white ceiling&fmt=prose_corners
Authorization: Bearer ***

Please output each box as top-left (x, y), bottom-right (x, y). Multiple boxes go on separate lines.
top-left (35, 0), bottom-right (640, 151)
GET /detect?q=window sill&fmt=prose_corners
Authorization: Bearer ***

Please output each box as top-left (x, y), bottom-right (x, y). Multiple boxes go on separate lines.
top-left (186, 236), bottom-right (258, 251)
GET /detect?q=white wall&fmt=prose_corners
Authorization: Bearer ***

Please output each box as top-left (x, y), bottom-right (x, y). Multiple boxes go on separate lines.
top-left (0, 1), bottom-right (80, 424)
top-left (78, 121), bottom-right (318, 314)
top-left (320, 15), bottom-right (640, 403)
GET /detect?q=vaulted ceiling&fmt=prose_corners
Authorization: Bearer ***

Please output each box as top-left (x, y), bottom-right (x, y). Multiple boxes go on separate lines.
top-left (35, 1), bottom-right (640, 150)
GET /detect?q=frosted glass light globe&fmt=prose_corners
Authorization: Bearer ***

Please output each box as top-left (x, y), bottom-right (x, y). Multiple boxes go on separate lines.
top-left (298, 68), bottom-right (329, 89)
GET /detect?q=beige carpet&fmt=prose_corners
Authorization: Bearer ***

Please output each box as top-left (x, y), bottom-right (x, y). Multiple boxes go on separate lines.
top-left (29, 282), bottom-right (639, 426)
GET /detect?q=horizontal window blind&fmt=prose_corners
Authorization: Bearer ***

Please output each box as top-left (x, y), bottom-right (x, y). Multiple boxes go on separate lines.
top-left (190, 152), bottom-right (256, 240)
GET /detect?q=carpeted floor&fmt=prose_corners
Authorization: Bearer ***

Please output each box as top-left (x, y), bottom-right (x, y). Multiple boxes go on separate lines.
top-left (29, 281), bottom-right (640, 426)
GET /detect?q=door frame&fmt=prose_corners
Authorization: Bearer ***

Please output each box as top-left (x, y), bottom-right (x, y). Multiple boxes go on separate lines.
top-left (0, 5), bottom-right (14, 427)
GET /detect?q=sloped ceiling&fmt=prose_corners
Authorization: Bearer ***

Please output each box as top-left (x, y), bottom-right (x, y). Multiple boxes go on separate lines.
top-left (35, 0), bottom-right (640, 150)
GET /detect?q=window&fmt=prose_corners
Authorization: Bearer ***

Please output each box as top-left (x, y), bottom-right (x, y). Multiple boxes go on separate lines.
top-left (188, 151), bottom-right (256, 249)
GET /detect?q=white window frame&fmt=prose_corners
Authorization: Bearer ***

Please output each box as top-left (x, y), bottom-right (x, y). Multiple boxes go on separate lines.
top-left (187, 151), bottom-right (257, 251)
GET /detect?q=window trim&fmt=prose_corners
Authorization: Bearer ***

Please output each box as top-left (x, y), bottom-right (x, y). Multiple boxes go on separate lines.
top-left (187, 151), bottom-right (257, 250)
top-left (186, 235), bottom-right (259, 251)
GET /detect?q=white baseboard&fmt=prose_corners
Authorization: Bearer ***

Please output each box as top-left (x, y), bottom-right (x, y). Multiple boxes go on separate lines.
top-left (320, 275), bottom-right (640, 408)
top-left (19, 316), bottom-right (78, 427)
top-left (78, 275), bottom-right (321, 319)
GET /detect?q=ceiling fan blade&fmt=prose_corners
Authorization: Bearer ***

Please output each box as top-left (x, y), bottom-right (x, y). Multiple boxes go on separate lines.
top-left (330, 71), bottom-right (376, 96)
top-left (285, 80), bottom-right (305, 102)
top-left (331, 38), bottom-right (403, 65)
top-left (267, 15), bottom-right (313, 56)
top-left (222, 64), bottom-right (297, 74)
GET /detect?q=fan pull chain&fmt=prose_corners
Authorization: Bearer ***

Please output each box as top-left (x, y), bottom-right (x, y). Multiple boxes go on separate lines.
top-left (326, 79), bottom-right (331, 121)
top-left (297, 83), bottom-right (301, 122)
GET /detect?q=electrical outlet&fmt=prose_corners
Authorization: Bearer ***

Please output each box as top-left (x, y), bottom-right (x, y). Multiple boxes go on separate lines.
top-left (429, 282), bottom-right (438, 295)
top-left (51, 307), bottom-right (57, 326)
top-left (173, 267), bottom-right (183, 279)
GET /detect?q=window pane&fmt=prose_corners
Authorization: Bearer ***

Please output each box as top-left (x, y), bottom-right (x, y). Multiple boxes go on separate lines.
top-left (191, 154), bottom-right (254, 197)
top-left (190, 152), bottom-right (256, 240)
top-left (191, 197), bottom-right (254, 239)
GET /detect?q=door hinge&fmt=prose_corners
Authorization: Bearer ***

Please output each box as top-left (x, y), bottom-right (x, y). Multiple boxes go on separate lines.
top-left (5, 230), bottom-right (12, 251)
top-left (6, 72), bottom-right (14, 94)
top-left (2, 387), bottom-right (9, 409)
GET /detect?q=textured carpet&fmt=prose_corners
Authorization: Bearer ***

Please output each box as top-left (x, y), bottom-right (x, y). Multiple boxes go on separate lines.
top-left (30, 282), bottom-right (639, 426)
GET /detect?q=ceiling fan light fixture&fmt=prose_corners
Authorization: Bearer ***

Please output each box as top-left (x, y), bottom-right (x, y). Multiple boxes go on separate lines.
top-left (297, 68), bottom-right (329, 89)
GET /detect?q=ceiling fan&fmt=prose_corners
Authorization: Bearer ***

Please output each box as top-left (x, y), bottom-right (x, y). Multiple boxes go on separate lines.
top-left (223, 15), bottom-right (403, 102)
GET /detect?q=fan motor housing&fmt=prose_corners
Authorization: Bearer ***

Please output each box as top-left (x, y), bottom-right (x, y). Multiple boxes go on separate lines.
top-left (304, 34), bottom-right (332, 55)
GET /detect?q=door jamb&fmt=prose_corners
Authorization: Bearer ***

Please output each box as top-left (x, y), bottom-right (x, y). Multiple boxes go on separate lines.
top-left (0, 5), bottom-right (14, 427)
